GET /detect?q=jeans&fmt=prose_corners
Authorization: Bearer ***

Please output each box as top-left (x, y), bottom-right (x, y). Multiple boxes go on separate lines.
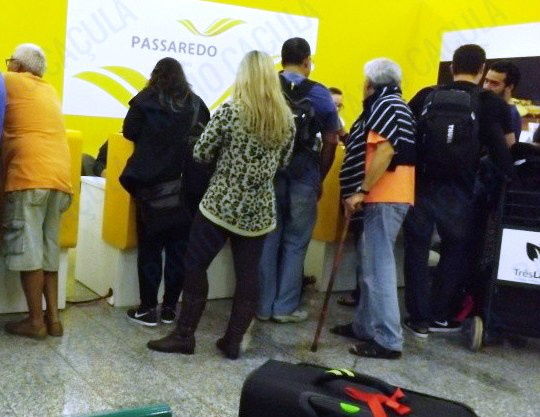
top-left (258, 153), bottom-right (320, 317)
top-left (353, 203), bottom-right (409, 352)
top-left (403, 179), bottom-right (476, 325)
top-left (136, 208), bottom-right (190, 309)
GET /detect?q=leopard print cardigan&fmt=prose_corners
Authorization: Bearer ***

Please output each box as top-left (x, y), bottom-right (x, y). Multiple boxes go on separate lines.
top-left (194, 101), bottom-right (295, 236)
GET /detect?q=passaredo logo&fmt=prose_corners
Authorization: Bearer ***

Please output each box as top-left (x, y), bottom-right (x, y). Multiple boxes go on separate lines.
top-left (178, 18), bottom-right (245, 36)
top-left (74, 66), bottom-right (147, 108)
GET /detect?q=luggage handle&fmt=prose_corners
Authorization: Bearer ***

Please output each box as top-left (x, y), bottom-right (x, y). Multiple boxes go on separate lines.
top-left (315, 368), bottom-right (402, 399)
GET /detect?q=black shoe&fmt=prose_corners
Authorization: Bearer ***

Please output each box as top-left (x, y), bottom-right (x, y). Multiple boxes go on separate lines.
top-left (216, 337), bottom-right (241, 360)
top-left (147, 332), bottom-right (195, 354)
top-left (127, 307), bottom-right (158, 327)
top-left (429, 320), bottom-right (462, 333)
top-left (403, 319), bottom-right (429, 339)
top-left (349, 340), bottom-right (402, 360)
top-left (161, 305), bottom-right (177, 324)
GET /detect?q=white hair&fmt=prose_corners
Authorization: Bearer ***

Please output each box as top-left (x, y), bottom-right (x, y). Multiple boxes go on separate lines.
top-left (364, 58), bottom-right (402, 87)
top-left (12, 43), bottom-right (46, 77)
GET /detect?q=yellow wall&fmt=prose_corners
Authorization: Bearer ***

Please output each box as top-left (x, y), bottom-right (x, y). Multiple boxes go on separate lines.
top-left (3, 0), bottom-right (539, 155)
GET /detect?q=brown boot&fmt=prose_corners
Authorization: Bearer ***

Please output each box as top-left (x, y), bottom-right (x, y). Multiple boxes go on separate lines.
top-left (217, 301), bottom-right (257, 360)
top-left (5, 318), bottom-right (47, 340)
top-left (147, 295), bottom-right (207, 354)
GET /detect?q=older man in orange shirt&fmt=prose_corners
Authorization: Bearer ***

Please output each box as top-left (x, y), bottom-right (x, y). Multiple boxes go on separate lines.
top-left (2, 44), bottom-right (72, 339)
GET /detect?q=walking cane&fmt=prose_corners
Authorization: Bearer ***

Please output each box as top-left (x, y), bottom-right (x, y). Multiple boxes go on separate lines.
top-left (311, 214), bottom-right (351, 352)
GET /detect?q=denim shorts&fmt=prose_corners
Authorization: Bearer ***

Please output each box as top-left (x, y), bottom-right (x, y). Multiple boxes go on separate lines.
top-left (2, 189), bottom-right (72, 272)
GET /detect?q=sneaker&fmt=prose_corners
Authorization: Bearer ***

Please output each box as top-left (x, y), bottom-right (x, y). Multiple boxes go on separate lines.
top-left (429, 320), bottom-right (462, 333)
top-left (403, 319), bottom-right (429, 339)
top-left (255, 314), bottom-right (270, 321)
top-left (161, 306), bottom-right (177, 324)
top-left (127, 307), bottom-right (158, 327)
top-left (272, 309), bottom-right (308, 323)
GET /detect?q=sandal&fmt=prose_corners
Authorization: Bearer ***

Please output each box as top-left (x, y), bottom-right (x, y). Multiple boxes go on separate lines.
top-left (337, 295), bottom-right (359, 307)
top-left (330, 323), bottom-right (357, 339)
top-left (330, 323), bottom-right (372, 343)
top-left (349, 340), bottom-right (402, 360)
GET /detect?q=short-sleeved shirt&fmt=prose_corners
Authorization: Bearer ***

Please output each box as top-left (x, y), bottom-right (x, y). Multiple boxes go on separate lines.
top-left (2, 72), bottom-right (72, 194)
top-left (409, 81), bottom-right (514, 188)
top-left (364, 131), bottom-right (415, 204)
top-left (0, 74), bottom-right (6, 140)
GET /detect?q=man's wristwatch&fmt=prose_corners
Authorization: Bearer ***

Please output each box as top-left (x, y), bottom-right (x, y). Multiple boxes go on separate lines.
top-left (355, 184), bottom-right (370, 195)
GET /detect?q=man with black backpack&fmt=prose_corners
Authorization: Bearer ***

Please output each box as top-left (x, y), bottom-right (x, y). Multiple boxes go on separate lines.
top-left (257, 38), bottom-right (340, 323)
top-left (403, 44), bottom-right (514, 338)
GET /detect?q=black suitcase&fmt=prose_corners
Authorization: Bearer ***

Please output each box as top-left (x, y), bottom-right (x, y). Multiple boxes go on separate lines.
top-left (239, 361), bottom-right (478, 417)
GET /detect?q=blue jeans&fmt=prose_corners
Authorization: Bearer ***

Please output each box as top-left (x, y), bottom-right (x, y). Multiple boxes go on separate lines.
top-left (353, 203), bottom-right (410, 352)
top-left (258, 153), bottom-right (320, 317)
top-left (403, 179), bottom-right (475, 325)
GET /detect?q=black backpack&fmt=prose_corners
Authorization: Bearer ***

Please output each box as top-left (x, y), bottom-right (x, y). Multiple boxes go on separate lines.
top-left (417, 86), bottom-right (481, 179)
top-left (279, 74), bottom-right (318, 155)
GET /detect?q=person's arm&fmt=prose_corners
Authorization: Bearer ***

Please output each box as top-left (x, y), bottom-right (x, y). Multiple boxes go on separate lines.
top-left (93, 141), bottom-right (108, 177)
top-left (483, 123), bottom-right (514, 179)
top-left (505, 132), bottom-right (516, 148)
top-left (320, 132), bottom-right (338, 180)
top-left (122, 104), bottom-right (145, 142)
top-left (344, 133), bottom-right (395, 216)
top-left (193, 103), bottom-right (227, 164)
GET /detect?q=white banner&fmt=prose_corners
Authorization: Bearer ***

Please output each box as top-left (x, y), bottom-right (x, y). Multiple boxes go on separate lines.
top-left (62, 0), bottom-right (319, 118)
top-left (497, 228), bottom-right (540, 286)
top-left (440, 22), bottom-right (540, 61)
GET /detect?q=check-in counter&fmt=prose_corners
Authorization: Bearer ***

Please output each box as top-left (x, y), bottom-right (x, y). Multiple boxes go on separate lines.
top-left (0, 130), bottom-right (82, 313)
top-left (75, 134), bottom-right (236, 307)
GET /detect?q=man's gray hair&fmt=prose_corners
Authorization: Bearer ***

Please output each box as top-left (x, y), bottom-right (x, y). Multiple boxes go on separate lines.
top-left (12, 44), bottom-right (46, 77)
top-left (364, 58), bottom-right (402, 87)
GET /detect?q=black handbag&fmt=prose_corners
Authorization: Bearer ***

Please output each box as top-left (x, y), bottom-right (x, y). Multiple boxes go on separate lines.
top-left (136, 178), bottom-right (190, 234)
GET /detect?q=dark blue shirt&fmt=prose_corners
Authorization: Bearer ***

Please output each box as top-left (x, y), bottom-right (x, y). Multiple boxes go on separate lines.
top-left (509, 104), bottom-right (521, 141)
top-left (281, 71), bottom-right (339, 135)
top-left (0, 73), bottom-right (5, 142)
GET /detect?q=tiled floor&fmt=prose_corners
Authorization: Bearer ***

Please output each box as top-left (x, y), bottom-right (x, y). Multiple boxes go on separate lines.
top-left (0, 284), bottom-right (539, 417)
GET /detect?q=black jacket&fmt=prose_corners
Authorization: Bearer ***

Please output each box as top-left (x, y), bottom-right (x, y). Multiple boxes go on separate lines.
top-left (120, 88), bottom-right (210, 195)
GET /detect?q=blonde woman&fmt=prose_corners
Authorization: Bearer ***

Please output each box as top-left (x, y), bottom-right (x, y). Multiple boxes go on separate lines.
top-left (148, 50), bottom-right (296, 359)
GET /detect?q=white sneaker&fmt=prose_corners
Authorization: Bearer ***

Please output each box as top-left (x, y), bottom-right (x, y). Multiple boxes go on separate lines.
top-left (272, 309), bottom-right (309, 323)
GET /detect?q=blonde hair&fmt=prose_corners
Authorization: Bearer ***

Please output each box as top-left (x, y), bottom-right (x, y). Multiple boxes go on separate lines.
top-left (233, 50), bottom-right (294, 148)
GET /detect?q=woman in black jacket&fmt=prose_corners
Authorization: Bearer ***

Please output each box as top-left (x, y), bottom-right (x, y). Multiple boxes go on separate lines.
top-left (121, 57), bottom-right (210, 327)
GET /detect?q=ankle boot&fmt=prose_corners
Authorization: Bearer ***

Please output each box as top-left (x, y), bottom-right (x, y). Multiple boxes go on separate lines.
top-left (147, 296), bottom-right (207, 354)
top-left (217, 302), bottom-right (257, 360)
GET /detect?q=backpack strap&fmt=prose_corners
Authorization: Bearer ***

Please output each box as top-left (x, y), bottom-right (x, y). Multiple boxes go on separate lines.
top-left (279, 73), bottom-right (317, 100)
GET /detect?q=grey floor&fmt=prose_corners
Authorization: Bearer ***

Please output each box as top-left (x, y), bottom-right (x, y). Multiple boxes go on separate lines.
top-left (0, 283), bottom-right (539, 417)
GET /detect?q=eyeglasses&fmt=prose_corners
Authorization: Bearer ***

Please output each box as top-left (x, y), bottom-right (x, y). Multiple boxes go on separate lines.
top-left (5, 58), bottom-right (16, 67)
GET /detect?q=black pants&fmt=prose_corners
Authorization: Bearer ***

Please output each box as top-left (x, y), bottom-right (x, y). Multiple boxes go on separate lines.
top-left (403, 179), bottom-right (475, 324)
top-left (182, 211), bottom-right (266, 336)
top-left (136, 208), bottom-right (190, 309)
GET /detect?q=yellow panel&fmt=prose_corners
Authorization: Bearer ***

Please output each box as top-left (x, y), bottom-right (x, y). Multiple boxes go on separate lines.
top-left (59, 130), bottom-right (82, 248)
top-left (312, 146), bottom-right (345, 242)
top-left (102, 134), bottom-right (137, 250)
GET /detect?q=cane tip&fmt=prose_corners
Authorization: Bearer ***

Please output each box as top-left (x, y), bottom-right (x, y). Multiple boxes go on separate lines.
top-left (310, 344), bottom-right (318, 353)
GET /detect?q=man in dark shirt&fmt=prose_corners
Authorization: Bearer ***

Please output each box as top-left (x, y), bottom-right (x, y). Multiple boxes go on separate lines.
top-left (403, 44), bottom-right (514, 338)
top-left (483, 60), bottom-right (522, 142)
